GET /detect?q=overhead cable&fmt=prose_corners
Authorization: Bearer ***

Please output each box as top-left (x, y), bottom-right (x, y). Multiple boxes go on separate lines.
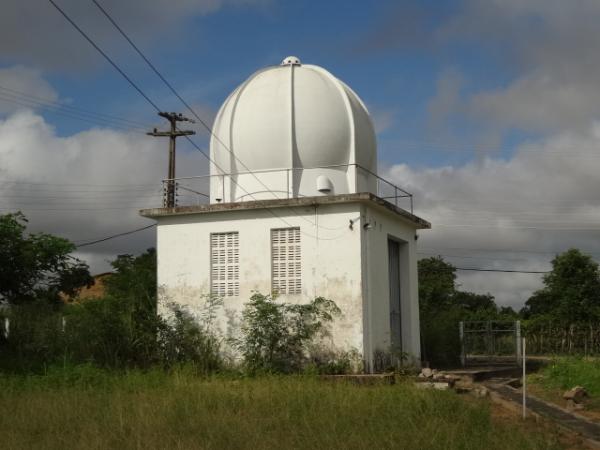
top-left (48, 0), bottom-right (346, 241)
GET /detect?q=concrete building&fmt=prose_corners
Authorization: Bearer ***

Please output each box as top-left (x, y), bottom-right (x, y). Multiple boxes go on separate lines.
top-left (141, 57), bottom-right (430, 371)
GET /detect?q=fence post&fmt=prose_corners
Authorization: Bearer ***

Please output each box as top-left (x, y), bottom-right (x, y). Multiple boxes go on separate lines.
top-left (459, 321), bottom-right (466, 367)
top-left (522, 337), bottom-right (527, 419)
top-left (3, 316), bottom-right (9, 339)
top-left (515, 320), bottom-right (522, 367)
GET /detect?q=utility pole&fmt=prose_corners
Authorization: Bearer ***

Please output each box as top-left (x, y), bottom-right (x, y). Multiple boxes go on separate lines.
top-left (147, 112), bottom-right (196, 207)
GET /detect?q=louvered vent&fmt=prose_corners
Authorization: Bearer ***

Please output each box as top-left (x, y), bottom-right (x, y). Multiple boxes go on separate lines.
top-left (210, 232), bottom-right (239, 297)
top-left (271, 228), bottom-right (301, 295)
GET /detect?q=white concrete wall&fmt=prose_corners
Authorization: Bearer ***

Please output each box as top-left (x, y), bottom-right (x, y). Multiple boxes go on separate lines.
top-left (156, 203), bottom-right (365, 354)
top-left (361, 204), bottom-right (422, 368)
top-left (155, 200), bottom-right (422, 371)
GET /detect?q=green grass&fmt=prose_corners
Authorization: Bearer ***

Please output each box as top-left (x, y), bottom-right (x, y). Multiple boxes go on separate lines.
top-left (0, 366), bottom-right (560, 450)
top-left (530, 357), bottom-right (600, 408)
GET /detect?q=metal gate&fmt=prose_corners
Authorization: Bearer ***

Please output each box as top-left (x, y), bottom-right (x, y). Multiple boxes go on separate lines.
top-left (459, 320), bottom-right (522, 367)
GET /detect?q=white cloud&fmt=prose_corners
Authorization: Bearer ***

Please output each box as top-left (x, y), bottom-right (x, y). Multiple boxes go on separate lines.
top-left (415, 0), bottom-right (600, 138)
top-left (385, 123), bottom-right (600, 308)
top-left (0, 66), bottom-right (59, 115)
top-left (0, 108), bottom-right (206, 272)
top-left (370, 107), bottom-right (396, 134)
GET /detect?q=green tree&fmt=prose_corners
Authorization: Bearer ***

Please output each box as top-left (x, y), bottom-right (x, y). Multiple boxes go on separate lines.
top-left (105, 248), bottom-right (157, 309)
top-left (0, 212), bottom-right (92, 304)
top-left (418, 256), bottom-right (503, 366)
top-left (418, 256), bottom-right (456, 315)
top-left (453, 291), bottom-right (497, 317)
top-left (65, 248), bottom-right (160, 367)
top-left (524, 249), bottom-right (600, 324)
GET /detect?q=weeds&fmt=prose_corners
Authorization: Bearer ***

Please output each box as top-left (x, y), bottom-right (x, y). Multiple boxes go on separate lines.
top-left (532, 357), bottom-right (600, 397)
top-left (0, 368), bottom-right (561, 450)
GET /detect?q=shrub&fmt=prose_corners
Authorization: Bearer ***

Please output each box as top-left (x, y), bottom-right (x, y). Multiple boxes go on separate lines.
top-left (234, 293), bottom-right (340, 374)
top-left (0, 301), bottom-right (66, 372)
top-left (158, 299), bottom-right (223, 374)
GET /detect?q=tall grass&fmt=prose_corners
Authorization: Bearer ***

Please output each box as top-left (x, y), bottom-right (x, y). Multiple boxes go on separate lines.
top-left (0, 366), bottom-right (560, 450)
top-left (534, 357), bottom-right (600, 397)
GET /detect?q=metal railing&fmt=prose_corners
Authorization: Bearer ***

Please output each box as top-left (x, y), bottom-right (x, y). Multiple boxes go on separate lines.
top-left (162, 163), bottom-right (414, 212)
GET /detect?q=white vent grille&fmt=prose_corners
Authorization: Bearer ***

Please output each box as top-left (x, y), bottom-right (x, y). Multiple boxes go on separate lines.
top-left (271, 227), bottom-right (301, 295)
top-left (210, 232), bottom-right (239, 297)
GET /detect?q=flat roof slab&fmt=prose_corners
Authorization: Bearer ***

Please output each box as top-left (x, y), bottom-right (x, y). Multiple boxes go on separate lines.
top-left (139, 192), bottom-right (431, 229)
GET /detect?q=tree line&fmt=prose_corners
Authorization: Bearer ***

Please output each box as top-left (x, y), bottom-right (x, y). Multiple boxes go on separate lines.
top-left (3, 211), bottom-right (598, 372)
top-left (419, 248), bottom-right (600, 365)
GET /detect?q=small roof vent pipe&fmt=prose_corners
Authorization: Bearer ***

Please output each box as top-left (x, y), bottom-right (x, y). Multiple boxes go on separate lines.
top-left (316, 175), bottom-right (333, 194)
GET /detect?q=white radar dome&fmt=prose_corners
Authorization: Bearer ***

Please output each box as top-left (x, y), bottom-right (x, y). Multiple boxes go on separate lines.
top-left (209, 56), bottom-right (377, 203)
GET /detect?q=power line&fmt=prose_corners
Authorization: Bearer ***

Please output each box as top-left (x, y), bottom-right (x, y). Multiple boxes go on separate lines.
top-left (454, 267), bottom-right (548, 274)
top-left (47, 0), bottom-right (161, 112)
top-left (420, 245), bottom-right (600, 257)
top-left (0, 85), bottom-right (150, 130)
top-left (0, 180), bottom-right (157, 188)
top-left (418, 251), bottom-right (528, 262)
top-left (0, 93), bottom-right (147, 133)
top-left (48, 0), bottom-right (343, 241)
top-left (89, 0), bottom-right (350, 232)
top-left (75, 223), bottom-right (156, 247)
top-left (435, 223), bottom-right (600, 231)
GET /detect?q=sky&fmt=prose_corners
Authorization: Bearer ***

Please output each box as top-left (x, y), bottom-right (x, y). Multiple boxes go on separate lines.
top-left (2, 0), bottom-right (600, 310)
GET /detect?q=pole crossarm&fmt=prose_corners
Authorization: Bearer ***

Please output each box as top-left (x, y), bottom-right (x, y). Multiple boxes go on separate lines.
top-left (147, 130), bottom-right (195, 137)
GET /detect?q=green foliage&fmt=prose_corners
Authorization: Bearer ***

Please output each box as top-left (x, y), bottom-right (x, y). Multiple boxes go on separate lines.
top-left (104, 248), bottom-right (157, 306)
top-left (0, 248), bottom-right (223, 373)
top-left (63, 295), bottom-right (160, 368)
top-left (532, 357), bottom-right (600, 401)
top-left (235, 293), bottom-right (340, 373)
top-left (0, 301), bottom-right (67, 372)
top-left (306, 348), bottom-right (362, 375)
top-left (418, 256), bottom-right (506, 366)
top-left (0, 212), bottom-right (93, 304)
top-left (523, 249), bottom-right (600, 324)
top-left (520, 249), bottom-right (600, 354)
top-left (158, 298), bottom-right (223, 374)
top-left (418, 256), bottom-right (456, 315)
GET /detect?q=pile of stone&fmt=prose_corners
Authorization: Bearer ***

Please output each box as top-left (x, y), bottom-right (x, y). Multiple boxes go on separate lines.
top-left (563, 386), bottom-right (588, 411)
top-left (415, 368), bottom-right (460, 390)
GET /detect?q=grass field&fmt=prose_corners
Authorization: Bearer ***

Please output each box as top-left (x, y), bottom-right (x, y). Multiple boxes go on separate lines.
top-left (529, 357), bottom-right (600, 417)
top-left (531, 357), bottom-right (600, 396)
top-left (0, 365), bottom-right (562, 450)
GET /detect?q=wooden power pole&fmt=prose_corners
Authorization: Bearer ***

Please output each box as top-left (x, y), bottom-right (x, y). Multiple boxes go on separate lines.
top-left (147, 112), bottom-right (196, 207)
